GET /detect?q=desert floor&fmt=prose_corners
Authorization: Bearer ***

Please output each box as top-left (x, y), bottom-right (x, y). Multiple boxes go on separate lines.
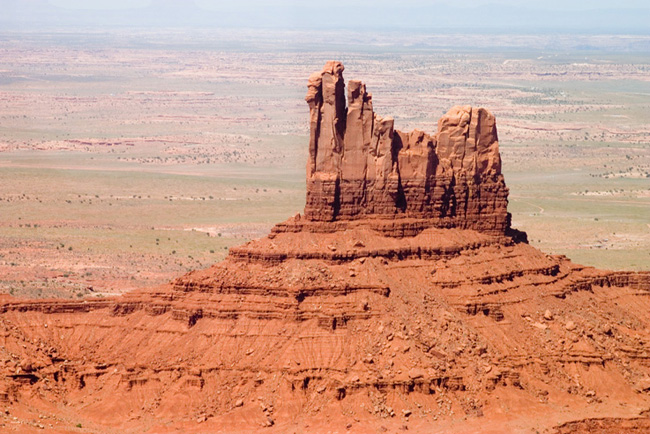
top-left (0, 29), bottom-right (648, 298)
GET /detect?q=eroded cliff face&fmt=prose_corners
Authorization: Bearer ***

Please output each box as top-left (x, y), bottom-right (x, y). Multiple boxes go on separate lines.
top-left (0, 62), bottom-right (649, 434)
top-left (304, 61), bottom-right (509, 235)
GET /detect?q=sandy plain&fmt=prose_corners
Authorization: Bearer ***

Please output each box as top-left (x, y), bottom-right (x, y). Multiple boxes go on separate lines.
top-left (0, 29), bottom-right (648, 300)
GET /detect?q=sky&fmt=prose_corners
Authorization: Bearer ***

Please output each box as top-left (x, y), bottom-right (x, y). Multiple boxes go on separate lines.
top-left (46, 0), bottom-right (650, 11)
top-left (2, 0), bottom-right (649, 33)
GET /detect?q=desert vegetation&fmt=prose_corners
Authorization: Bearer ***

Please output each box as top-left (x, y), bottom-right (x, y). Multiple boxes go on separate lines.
top-left (0, 30), bottom-right (648, 298)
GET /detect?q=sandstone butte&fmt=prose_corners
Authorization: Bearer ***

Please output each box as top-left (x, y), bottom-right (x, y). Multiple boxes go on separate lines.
top-left (1, 61), bottom-right (650, 434)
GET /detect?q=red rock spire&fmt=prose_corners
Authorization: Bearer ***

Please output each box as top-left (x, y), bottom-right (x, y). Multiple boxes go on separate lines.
top-left (303, 61), bottom-right (511, 235)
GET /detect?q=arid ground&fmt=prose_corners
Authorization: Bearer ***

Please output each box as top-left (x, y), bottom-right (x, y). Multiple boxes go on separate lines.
top-left (0, 30), bottom-right (649, 434)
top-left (1, 30), bottom-right (648, 299)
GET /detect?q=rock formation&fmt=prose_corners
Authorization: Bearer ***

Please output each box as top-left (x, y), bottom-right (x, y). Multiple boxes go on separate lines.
top-left (0, 62), bottom-right (649, 434)
top-left (303, 61), bottom-right (510, 236)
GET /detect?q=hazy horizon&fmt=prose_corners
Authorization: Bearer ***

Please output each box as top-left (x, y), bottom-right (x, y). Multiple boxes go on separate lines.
top-left (3, 0), bottom-right (650, 34)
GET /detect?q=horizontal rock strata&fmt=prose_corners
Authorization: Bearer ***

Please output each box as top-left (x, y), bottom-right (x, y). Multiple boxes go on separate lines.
top-left (0, 62), bottom-right (649, 433)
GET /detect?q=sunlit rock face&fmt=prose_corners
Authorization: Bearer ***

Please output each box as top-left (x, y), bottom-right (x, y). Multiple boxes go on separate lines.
top-left (304, 61), bottom-right (510, 236)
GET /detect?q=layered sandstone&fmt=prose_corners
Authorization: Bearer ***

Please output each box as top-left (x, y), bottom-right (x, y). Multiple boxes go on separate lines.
top-left (0, 63), bottom-right (649, 434)
top-left (304, 61), bottom-right (509, 235)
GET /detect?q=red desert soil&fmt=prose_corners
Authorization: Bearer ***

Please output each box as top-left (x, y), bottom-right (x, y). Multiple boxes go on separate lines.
top-left (1, 62), bottom-right (649, 433)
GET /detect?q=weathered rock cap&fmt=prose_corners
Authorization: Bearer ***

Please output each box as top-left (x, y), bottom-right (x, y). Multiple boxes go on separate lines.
top-left (302, 61), bottom-right (513, 237)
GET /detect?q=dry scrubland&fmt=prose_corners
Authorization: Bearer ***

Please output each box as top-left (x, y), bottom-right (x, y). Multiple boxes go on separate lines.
top-left (0, 30), bottom-right (648, 298)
